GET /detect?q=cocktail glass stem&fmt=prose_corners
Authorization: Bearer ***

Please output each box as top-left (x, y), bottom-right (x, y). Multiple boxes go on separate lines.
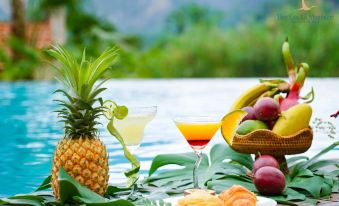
top-left (193, 150), bottom-right (203, 189)
top-left (128, 162), bottom-right (141, 200)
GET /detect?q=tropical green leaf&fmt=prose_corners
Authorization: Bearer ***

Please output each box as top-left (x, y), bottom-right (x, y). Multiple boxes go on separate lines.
top-left (105, 185), bottom-right (131, 197)
top-left (269, 195), bottom-right (300, 206)
top-left (0, 192), bottom-right (55, 206)
top-left (320, 181), bottom-right (332, 197)
top-left (307, 159), bottom-right (339, 172)
top-left (288, 176), bottom-right (324, 198)
top-left (295, 169), bottom-right (314, 178)
top-left (287, 156), bottom-right (308, 168)
top-left (0, 198), bottom-right (43, 206)
top-left (207, 177), bottom-right (256, 193)
top-left (145, 144), bottom-right (252, 194)
top-left (148, 152), bottom-right (200, 176)
top-left (58, 167), bottom-right (134, 205)
top-left (35, 175), bottom-right (51, 191)
top-left (211, 144), bottom-right (253, 170)
top-left (301, 141), bottom-right (339, 169)
top-left (284, 188), bottom-right (306, 201)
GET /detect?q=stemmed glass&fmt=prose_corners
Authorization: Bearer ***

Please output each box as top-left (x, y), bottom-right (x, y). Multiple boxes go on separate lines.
top-left (174, 116), bottom-right (221, 189)
top-left (114, 106), bottom-right (157, 151)
top-left (114, 106), bottom-right (157, 197)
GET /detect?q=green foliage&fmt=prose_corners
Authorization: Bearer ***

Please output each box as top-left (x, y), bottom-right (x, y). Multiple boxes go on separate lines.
top-left (144, 144), bottom-right (253, 194)
top-left (166, 3), bottom-right (223, 34)
top-left (3, 1), bottom-right (339, 79)
top-left (48, 46), bottom-right (118, 138)
top-left (0, 142), bottom-right (338, 205)
top-left (144, 142), bottom-right (339, 205)
top-left (115, 2), bottom-right (339, 78)
top-left (0, 167), bottom-right (134, 206)
top-left (0, 37), bottom-right (42, 80)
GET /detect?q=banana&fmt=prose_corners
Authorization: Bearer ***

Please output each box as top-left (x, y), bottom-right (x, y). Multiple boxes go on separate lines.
top-left (229, 83), bottom-right (272, 111)
top-left (245, 88), bottom-right (280, 107)
top-left (258, 88), bottom-right (279, 99)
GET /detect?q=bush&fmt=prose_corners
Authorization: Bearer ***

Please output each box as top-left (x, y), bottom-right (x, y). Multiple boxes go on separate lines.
top-left (127, 6), bottom-right (339, 78)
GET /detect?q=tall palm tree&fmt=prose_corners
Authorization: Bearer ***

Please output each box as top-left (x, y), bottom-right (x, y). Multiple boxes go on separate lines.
top-left (10, 0), bottom-right (26, 60)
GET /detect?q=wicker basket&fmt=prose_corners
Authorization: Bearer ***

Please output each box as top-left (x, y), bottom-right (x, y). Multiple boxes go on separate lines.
top-left (231, 128), bottom-right (313, 156)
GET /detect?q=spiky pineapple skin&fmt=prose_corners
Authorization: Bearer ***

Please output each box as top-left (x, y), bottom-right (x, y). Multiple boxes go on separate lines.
top-left (51, 137), bottom-right (109, 199)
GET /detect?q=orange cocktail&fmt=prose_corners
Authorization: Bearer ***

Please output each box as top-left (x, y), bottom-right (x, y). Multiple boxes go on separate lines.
top-left (176, 122), bottom-right (221, 150)
top-left (174, 117), bottom-right (221, 189)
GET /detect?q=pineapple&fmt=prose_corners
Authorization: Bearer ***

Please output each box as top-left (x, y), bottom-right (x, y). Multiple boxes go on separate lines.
top-left (48, 46), bottom-right (118, 199)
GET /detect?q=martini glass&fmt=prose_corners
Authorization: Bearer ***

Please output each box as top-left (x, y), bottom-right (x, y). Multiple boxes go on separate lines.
top-left (114, 106), bottom-right (157, 152)
top-left (114, 106), bottom-right (157, 198)
top-left (174, 116), bottom-right (221, 189)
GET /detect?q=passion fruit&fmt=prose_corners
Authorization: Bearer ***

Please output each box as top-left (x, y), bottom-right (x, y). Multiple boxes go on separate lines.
top-left (254, 166), bottom-right (286, 195)
top-left (241, 106), bottom-right (256, 121)
top-left (254, 97), bottom-right (281, 121)
top-left (253, 155), bottom-right (279, 174)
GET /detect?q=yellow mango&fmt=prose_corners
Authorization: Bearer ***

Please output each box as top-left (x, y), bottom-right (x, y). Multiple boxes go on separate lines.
top-left (272, 104), bottom-right (312, 136)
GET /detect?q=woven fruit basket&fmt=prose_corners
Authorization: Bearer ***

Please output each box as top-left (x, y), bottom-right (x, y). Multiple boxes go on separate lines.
top-left (231, 128), bottom-right (313, 156)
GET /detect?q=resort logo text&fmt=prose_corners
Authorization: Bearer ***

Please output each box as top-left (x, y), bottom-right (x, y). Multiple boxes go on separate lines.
top-left (276, 0), bottom-right (334, 24)
top-left (298, 0), bottom-right (316, 11)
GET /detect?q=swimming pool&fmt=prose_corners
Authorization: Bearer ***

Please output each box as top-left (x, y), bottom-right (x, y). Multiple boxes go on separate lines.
top-left (0, 78), bottom-right (338, 196)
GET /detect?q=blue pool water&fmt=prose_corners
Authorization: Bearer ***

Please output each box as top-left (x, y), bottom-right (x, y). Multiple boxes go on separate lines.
top-left (0, 78), bottom-right (338, 197)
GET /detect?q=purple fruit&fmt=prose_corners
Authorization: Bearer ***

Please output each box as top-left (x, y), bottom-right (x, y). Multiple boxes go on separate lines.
top-left (254, 97), bottom-right (281, 121)
top-left (254, 166), bottom-right (286, 195)
top-left (253, 155), bottom-right (280, 174)
top-left (241, 106), bottom-right (256, 121)
top-left (266, 120), bottom-right (276, 130)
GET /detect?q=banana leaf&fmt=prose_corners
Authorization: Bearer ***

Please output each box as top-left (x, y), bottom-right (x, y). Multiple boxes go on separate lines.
top-left (144, 144), bottom-right (253, 193)
top-left (143, 141), bottom-right (339, 205)
top-left (58, 167), bottom-right (134, 205)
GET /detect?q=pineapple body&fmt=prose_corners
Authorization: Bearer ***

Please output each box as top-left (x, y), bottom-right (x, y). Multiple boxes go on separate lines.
top-left (51, 137), bottom-right (109, 199)
top-left (48, 46), bottom-right (118, 200)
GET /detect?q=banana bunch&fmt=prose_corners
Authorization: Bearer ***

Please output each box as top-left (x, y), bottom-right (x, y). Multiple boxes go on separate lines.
top-left (229, 80), bottom-right (289, 111)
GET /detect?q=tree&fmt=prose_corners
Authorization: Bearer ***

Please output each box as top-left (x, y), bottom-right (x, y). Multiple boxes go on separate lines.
top-left (166, 3), bottom-right (223, 34)
top-left (10, 0), bottom-right (26, 60)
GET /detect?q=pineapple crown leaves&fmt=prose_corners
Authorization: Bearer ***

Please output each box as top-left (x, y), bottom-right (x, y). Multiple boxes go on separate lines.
top-left (47, 45), bottom-right (119, 138)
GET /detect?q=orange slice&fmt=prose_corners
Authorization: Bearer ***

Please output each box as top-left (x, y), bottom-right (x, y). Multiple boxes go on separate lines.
top-left (221, 110), bottom-right (247, 145)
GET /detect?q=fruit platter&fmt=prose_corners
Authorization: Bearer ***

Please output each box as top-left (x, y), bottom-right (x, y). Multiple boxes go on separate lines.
top-left (221, 39), bottom-right (314, 164)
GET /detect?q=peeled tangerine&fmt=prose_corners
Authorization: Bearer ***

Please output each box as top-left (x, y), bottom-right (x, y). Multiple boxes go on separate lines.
top-left (178, 190), bottom-right (222, 206)
top-left (219, 185), bottom-right (256, 206)
top-left (272, 103), bottom-right (312, 136)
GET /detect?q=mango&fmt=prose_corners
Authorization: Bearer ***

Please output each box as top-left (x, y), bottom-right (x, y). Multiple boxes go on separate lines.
top-left (236, 120), bottom-right (268, 135)
top-left (272, 103), bottom-right (312, 136)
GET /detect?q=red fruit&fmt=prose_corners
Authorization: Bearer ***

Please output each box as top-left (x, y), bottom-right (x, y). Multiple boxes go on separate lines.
top-left (254, 97), bottom-right (281, 121)
top-left (265, 120), bottom-right (276, 130)
top-left (241, 106), bottom-right (256, 121)
top-left (253, 155), bottom-right (279, 174)
top-left (254, 166), bottom-right (286, 195)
